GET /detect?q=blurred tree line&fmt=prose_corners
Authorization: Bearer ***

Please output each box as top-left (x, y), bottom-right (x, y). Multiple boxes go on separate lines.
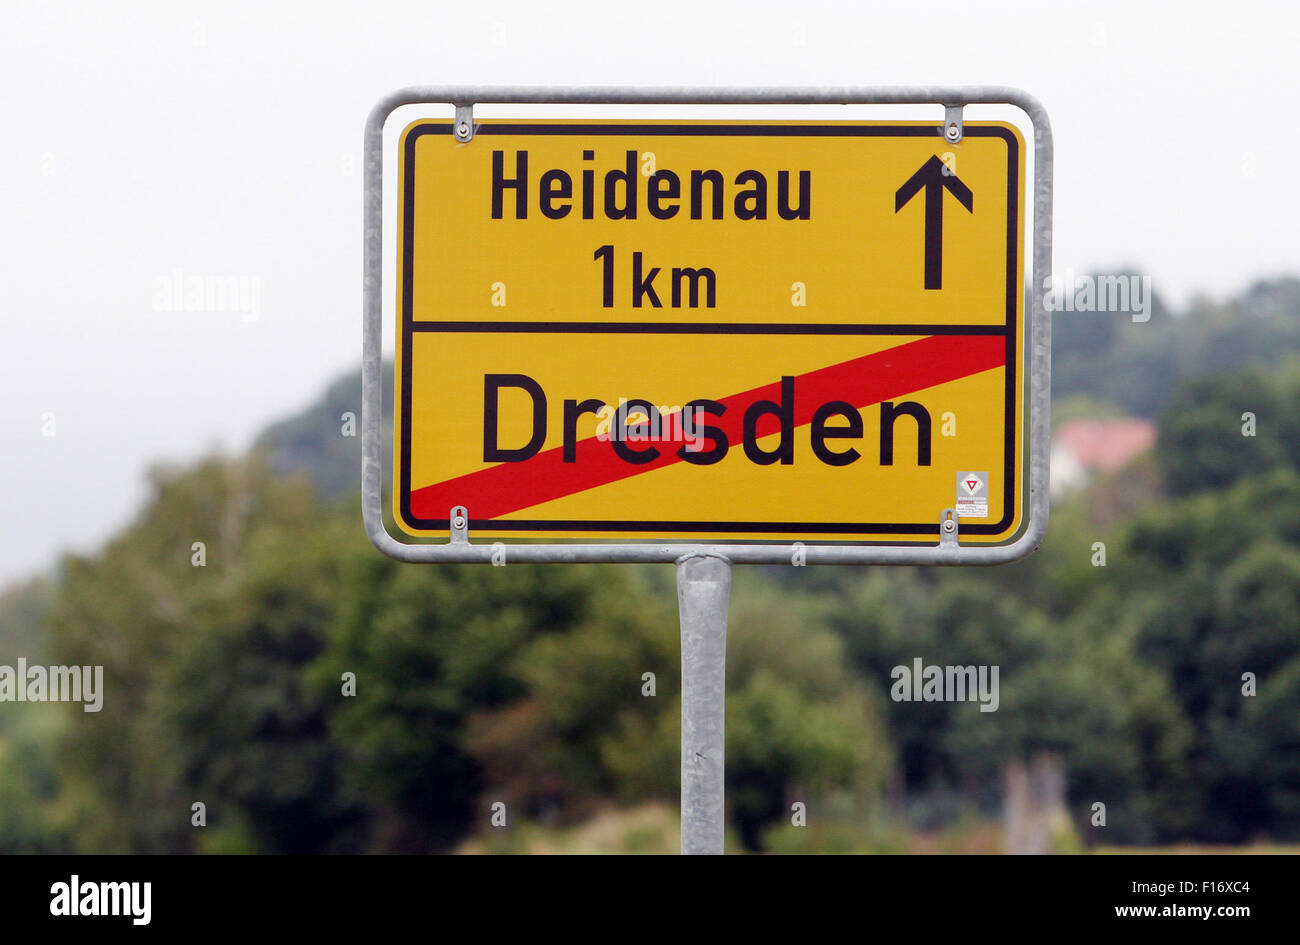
top-left (2, 278), bottom-right (1299, 853)
top-left (12, 462), bottom-right (887, 853)
top-left (1051, 274), bottom-right (1300, 419)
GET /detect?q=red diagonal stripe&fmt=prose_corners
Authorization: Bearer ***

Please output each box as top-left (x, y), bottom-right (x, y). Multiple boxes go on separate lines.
top-left (410, 333), bottom-right (1005, 522)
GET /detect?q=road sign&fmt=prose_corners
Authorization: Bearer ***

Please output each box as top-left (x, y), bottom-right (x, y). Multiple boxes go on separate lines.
top-left (364, 88), bottom-right (1053, 857)
top-left (364, 87), bottom-right (1052, 568)
top-left (390, 114), bottom-right (1030, 547)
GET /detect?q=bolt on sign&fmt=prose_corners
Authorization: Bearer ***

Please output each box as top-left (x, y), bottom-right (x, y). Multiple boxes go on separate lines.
top-left (365, 90), bottom-right (1052, 564)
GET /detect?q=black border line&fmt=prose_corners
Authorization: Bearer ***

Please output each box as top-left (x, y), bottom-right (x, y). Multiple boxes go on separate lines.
top-left (410, 321), bottom-right (1010, 335)
top-left (398, 121), bottom-right (1020, 537)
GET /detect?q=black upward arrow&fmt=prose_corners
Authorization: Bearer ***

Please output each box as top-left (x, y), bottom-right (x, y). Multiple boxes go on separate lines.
top-left (894, 156), bottom-right (974, 290)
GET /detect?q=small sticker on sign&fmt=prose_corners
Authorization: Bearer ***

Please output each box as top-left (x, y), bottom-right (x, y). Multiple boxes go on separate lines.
top-left (956, 471), bottom-right (988, 518)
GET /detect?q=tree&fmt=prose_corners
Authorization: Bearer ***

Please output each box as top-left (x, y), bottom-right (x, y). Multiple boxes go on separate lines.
top-left (1158, 371), bottom-right (1285, 496)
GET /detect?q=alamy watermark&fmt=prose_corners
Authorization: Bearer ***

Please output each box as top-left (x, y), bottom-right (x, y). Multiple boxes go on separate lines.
top-left (0, 659), bottom-right (103, 712)
top-left (1043, 269), bottom-right (1152, 322)
top-left (50, 875), bottom-right (150, 925)
top-left (890, 658), bottom-right (999, 712)
top-left (151, 268), bottom-right (261, 321)
top-left (595, 399), bottom-right (706, 452)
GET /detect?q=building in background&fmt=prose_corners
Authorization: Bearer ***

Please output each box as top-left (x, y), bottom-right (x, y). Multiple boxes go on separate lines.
top-left (1050, 418), bottom-right (1156, 497)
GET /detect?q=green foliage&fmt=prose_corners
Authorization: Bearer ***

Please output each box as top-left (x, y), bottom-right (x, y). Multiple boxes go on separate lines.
top-left (725, 574), bottom-right (891, 849)
top-left (252, 362), bottom-right (393, 502)
top-left (33, 455), bottom-right (888, 852)
top-left (1051, 394), bottom-right (1129, 429)
top-left (8, 279), bottom-right (1300, 853)
top-left (169, 522), bottom-right (370, 854)
top-left (1238, 658), bottom-right (1300, 835)
top-left (0, 716), bottom-right (70, 853)
top-left (1053, 277), bottom-right (1300, 419)
top-left (45, 458), bottom-right (325, 852)
top-left (1104, 474), bottom-right (1300, 841)
top-left (0, 577), bottom-right (54, 669)
top-left (1157, 371), bottom-right (1287, 495)
top-left (318, 557), bottom-right (680, 848)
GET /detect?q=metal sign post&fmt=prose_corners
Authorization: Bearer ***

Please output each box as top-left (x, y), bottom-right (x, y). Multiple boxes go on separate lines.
top-left (362, 87), bottom-right (1052, 854)
top-left (677, 553), bottom-right (732, 855)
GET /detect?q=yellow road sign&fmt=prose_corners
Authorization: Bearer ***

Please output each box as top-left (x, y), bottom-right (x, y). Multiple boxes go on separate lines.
top-left (394, 119), bottom-right (1026, 544)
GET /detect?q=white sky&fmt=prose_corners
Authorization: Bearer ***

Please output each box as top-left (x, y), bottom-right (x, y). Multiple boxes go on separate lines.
top-left (2, 0), bottom-right (1298, 587)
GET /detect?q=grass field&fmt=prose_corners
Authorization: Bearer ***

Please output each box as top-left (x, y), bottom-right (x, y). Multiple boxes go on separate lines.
top-left (455, 804), bottom-right (1300, 854)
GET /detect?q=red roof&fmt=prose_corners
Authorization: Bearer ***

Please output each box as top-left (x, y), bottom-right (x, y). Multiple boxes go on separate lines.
top-left (1054, 418), bottom-right (1156, 472)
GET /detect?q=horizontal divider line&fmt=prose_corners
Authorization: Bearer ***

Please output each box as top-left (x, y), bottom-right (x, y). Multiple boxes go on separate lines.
top-left (470, 124), bottom-right (1002, 138)
top-left (409, 321), bottom-right (1010, 335)
top-left (464, 519), bottom-right (946, 533)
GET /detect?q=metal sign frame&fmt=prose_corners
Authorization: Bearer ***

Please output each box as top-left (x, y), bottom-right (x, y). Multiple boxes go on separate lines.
top-left (362, 86), bottom-right (1052, 566)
